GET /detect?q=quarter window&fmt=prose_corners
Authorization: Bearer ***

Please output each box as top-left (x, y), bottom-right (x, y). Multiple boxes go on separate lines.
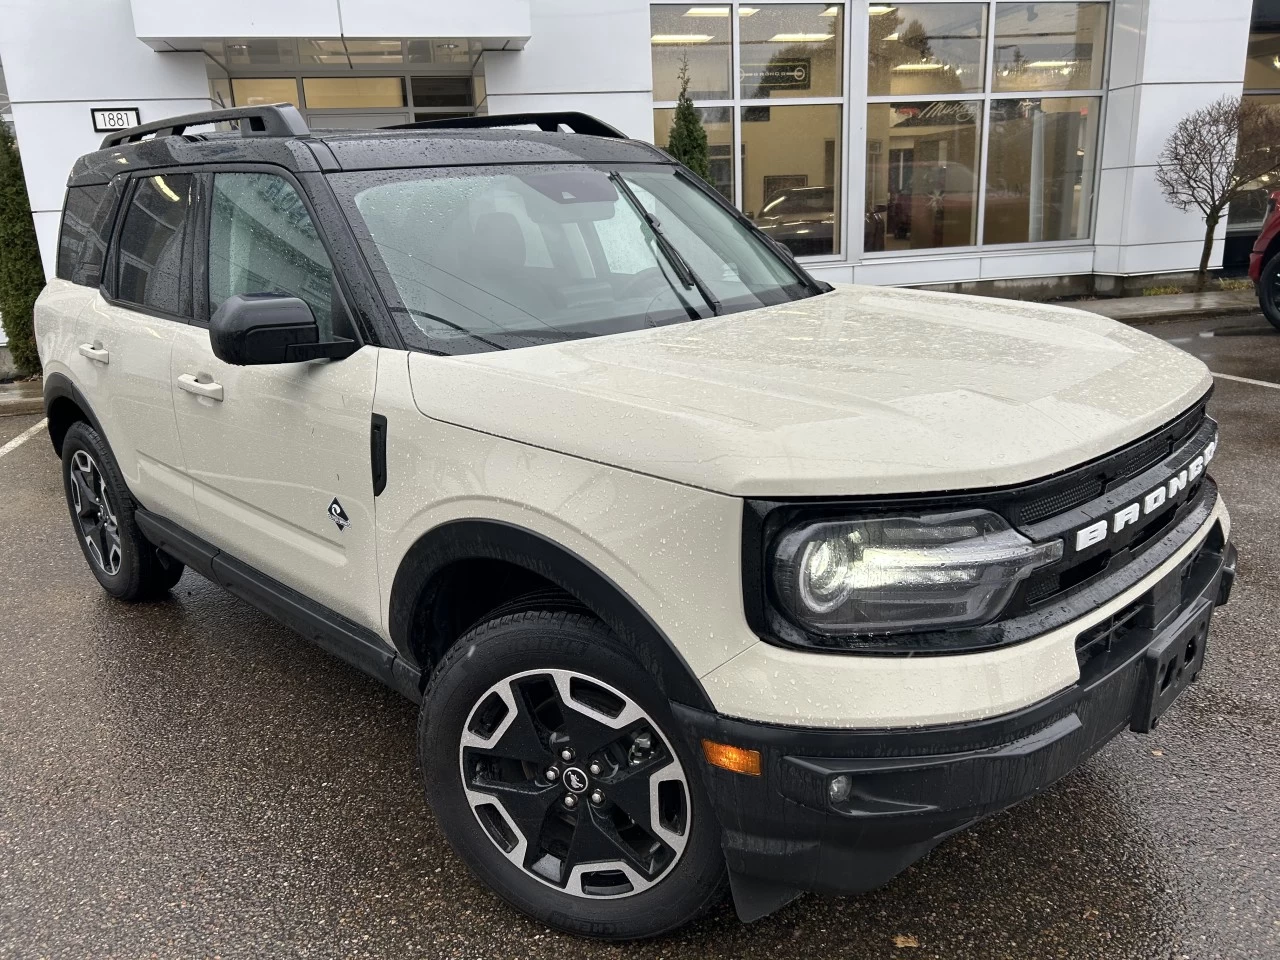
top-left (207, 172), bottom-right (335, 336)
top-left (116, 173), bottom-right (195, 316)
top-left (57, 184), bottom-right (107, 284)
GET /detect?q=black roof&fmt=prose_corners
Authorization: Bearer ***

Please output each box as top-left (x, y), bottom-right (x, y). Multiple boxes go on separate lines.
top-left (68, 107), bottom-right (671, 188)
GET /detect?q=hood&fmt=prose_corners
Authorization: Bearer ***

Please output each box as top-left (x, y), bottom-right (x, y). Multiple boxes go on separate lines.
top-left (407, 284), bottom-right (1213, 497)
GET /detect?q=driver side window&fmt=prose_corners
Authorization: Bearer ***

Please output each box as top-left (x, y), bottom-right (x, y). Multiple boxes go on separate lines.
top-left (208, 173), bottom-right (337, 338)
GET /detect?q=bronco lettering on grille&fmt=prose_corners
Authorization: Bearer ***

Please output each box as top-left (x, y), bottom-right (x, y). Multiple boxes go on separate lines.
top-left (1074, 438), bottom-right (1218, 552)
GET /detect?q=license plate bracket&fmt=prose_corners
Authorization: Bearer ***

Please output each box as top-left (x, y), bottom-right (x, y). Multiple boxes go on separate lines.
top-left (1130, 599), bottom-right (1212, 733)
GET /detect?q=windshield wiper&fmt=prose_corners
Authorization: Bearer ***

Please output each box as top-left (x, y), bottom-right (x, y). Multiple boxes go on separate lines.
top-left (609, 172), bottom-right (721, 317)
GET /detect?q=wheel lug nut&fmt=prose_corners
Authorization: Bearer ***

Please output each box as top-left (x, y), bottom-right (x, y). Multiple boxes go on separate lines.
top-left (545, 767), bottom-right (560, 782)
top-left (589, 762), bottom-right (602, 776)
top-left (590, 789), bottom-right (604, 805)
top-left (560, 748), bottom-right (575, 762)
top-left (564, 794), bottom-right (578, 808)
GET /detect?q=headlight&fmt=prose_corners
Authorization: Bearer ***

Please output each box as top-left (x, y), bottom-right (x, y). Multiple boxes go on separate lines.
top-left (772, 510), bottom-right (1063, 636)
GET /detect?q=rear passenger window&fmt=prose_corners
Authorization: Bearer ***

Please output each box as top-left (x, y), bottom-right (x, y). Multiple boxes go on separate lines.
top-left (116, 173), bottom-right (195, 316)
top-left (208, 172), bottom-right (335, 337)
top-left (57, 179), bottom-right (124, 287)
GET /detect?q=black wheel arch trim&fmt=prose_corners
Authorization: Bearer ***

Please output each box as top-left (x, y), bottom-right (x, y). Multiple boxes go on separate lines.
top-left (387, 519), bottom-right (715, 712)
top-left (43, 372), bottom-right (107, 455)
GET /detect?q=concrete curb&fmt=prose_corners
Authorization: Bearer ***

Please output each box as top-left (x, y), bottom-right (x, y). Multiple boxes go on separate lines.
top-left (1078, 290), bottom-right (1259, 325)
top-left (0, 380), bottom-right (44, 418)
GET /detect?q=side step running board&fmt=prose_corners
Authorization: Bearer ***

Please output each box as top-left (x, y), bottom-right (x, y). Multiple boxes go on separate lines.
top-left (134, 508), bottom-right (422, 702)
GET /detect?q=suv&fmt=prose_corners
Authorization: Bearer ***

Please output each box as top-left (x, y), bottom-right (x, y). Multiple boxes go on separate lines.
top-left (38, 106), bottom-right (1235, 940)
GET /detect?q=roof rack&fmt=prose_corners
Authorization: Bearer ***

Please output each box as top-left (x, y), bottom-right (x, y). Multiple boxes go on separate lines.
top-left (383, 111), bottom-right (626, 139)
top-left (100, 104), bottom-right (310, 150)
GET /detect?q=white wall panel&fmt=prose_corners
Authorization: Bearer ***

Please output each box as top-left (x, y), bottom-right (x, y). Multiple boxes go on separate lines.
top-left (129, 0), bottom-right (342, 47)
top-left (339, 1), bottom-right (531, 42)
top-left (1139, 0), bottom-right (1253, 86)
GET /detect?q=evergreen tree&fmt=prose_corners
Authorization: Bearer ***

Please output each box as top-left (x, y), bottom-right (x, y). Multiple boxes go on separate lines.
top-left (667, 57), bottom-right (711, 184)
top-left (0, 123), bottom-right (44, 375)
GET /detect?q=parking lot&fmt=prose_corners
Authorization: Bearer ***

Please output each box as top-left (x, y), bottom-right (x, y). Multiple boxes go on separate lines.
top-left (1, 311), bottom-right (1277, 960)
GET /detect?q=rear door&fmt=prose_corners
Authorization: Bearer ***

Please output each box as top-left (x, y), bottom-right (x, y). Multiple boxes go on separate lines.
top-left (73, 172), bottom-right (196, 524)
top-left (169, 168), bottom-right (382, 631)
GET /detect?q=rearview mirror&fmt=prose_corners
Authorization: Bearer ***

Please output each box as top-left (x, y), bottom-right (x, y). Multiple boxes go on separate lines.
top-left (209, 294), bottom-right (356, 366)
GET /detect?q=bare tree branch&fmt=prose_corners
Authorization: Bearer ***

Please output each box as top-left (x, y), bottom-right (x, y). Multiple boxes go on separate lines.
top-left (1156, 95), bottom-right (1280, 289)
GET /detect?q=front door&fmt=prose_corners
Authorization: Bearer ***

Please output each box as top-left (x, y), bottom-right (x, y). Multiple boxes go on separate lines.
top-left (169, 170), bottom-right (382, 631)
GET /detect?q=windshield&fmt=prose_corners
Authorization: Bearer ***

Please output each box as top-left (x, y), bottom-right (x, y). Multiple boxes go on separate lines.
top-left (329, 164), bottom-right (817, 355)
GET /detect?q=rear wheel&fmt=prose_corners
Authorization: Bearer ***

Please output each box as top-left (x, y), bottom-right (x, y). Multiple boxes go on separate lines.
top-left (1258, 252), bottom-right (1280, 331)
top-left (419, 610), bottom-right (726, 939)
top-left (61, 421), bottom-right (184, 600)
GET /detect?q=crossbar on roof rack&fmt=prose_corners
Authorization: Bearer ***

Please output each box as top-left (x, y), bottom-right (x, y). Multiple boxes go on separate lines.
top-left (100, 104), bottom-right (310, 150)
top-left (383, 111), bottom-right (626, 139)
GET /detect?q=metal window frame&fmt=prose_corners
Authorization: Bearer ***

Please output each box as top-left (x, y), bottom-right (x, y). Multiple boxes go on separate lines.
top-left (652, 0), bottom-right (851, 261)
top-left (651, 0), bottom-right (1113, 266)
top-left (858, 0), bottom-right (1115, 259)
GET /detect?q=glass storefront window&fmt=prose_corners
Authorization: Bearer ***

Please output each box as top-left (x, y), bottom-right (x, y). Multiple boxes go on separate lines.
top-left (865, 101), bottom-right (983, 250)
top-left (1228, 93), bottom-right (1280, 234)
top-left (743, 104), bottom-right (842, 256)
top-left (1244, 32), bottom-right (1280, 91)
top-left (983, 97), bottom-right (1101, 244)
top-left (993, 3), bottom-right (1108, 93)
top-left (738, 4), bottom-right (844, 99)
top-left (302, 77), bottom-right (406, 109)
top-left (231, 78), bottom-right (300, 108)
top-left (868, 3), bottom-right (987, 97)
top-left (652, 106), bottom-right (735, 201)
top-left (651, 4), bottom-right (733, 100)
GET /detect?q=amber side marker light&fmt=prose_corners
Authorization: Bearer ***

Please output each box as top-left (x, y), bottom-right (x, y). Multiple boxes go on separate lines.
top-left (701, 739), bottom-right (762, 776)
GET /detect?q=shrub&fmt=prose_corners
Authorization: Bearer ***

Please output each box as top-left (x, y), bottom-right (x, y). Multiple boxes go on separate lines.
top-left (666, 58), bottom-right (711, 184)
top-left (0, 123), bottom-right (45, 375)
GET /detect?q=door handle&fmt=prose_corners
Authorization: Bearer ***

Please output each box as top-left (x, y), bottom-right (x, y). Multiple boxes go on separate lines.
top-left (176, 373), bottom-right (224, 402)
top-left (78, 342), bottom-right (109, 364)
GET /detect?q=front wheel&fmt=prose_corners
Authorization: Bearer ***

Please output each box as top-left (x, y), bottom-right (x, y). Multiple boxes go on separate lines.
top-left (419, 610), bottom-right (726, 939)
top-left (1258, 252), bottom-right (1280, 331)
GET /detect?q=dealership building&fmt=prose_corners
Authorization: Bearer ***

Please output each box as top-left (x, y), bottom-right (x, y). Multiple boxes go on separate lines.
top-left (0, 0), bottom-right (1272, 301)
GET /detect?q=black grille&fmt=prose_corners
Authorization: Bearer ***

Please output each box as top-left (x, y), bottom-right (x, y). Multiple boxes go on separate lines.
top-left (1008, 398), bottom-right (1208, 527)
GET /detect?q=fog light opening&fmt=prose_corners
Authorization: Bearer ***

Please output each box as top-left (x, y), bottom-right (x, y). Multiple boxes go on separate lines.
top-left (828, 774), bottom-right (853, 804)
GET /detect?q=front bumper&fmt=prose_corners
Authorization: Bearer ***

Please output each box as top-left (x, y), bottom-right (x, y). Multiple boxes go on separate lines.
top-left (675, 524), bottom-right (1236, 921)
top-left (1250, 251), bottom-right (1264, 284)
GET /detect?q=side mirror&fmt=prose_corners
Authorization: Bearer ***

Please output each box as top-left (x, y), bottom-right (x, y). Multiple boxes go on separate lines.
top-left (209, 294), bottom-right (356, 366)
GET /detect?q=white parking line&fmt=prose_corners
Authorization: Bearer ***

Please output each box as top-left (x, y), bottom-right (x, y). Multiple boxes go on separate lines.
top-left (0, 418), bottom-right (48, 461)
top-left (1214, 372), bottom-right (1280, 391)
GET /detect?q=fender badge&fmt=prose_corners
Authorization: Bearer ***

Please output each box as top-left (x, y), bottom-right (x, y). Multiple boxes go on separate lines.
top-left (328, 498), bottom-right (350, 531)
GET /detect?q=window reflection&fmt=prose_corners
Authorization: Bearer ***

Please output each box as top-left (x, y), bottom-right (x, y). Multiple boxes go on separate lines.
top-left (651, 4), bottom-right (733, 100)
top-left (653, 106), bottom-right (735, 201)
top-left (744, 104), bottom-right (842, 256)
top-left (739, 4), bottom-right (844, 99)
top-left (984, 97), bottom-right (1100, 244)
top-left (993, 2), bottom-right (1107, 93)
top-left (868, 3), bottom-right (987, 96)
top-left (866, 102), bottom-right (982, 250)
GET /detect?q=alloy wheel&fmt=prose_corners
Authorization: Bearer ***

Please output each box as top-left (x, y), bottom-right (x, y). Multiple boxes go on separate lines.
top-left (69, 450), bottom-right (122, 576)
top-left (459, 668), bottom-right (691, 899)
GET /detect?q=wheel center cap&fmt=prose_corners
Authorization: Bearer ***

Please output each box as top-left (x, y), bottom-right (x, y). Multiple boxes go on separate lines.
top-left (562, 767), bottom-right (589, 794)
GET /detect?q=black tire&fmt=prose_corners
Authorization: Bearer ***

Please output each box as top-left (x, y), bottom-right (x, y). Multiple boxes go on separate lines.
top-left (1259, 252), bottom-right (1280, 331)
top-left (61, 421), bottom-right (184, 601)
top-left (419, 610), bottom-right (727, 939)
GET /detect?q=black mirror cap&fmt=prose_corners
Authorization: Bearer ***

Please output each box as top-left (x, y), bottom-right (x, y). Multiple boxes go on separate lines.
top-left (209, 294), bottom-right (320, 365)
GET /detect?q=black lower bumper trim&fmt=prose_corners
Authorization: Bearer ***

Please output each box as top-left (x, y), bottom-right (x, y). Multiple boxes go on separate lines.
top-left (676, 524), bottom-right (1234, 916)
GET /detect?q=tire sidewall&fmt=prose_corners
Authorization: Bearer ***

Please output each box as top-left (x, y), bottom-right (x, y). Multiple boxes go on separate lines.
top-left (420, 612), bottom-right (725, 939)
top-left (1260, 254), bottom-right (1280, 330)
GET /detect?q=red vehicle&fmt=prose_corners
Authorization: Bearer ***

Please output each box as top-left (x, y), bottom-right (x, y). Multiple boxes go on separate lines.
top-left (1248, 188), bottom-right (1280, 330)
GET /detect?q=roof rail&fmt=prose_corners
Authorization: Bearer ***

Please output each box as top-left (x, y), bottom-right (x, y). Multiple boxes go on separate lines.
top-left (384, 111), bottom-right (626, 139)
top-left (100, 104), bottom-right (310, 150)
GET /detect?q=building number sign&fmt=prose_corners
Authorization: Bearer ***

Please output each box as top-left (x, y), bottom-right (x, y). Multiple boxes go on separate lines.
top-left (91, 108), bottom-right (141, 133)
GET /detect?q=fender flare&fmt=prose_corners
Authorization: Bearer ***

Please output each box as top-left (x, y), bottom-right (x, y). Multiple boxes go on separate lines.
top-left (43, 372), bottom-right (107, 455)
top-left (388, 518), bottom-right (715, 711)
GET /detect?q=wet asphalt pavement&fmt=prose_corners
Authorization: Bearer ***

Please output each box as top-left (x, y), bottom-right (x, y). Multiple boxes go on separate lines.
top-left (1, 313), bottom-right (1278, 960)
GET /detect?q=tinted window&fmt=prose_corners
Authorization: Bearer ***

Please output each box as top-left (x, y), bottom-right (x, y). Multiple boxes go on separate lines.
top-left (57, 180), bottom-right (124, 287)
top-left (116, 174), bottom-right (194, 315)
top-left (57, 185), bottom-right (105, 282)
top-left (208, 172), bottom-right (334, 336)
